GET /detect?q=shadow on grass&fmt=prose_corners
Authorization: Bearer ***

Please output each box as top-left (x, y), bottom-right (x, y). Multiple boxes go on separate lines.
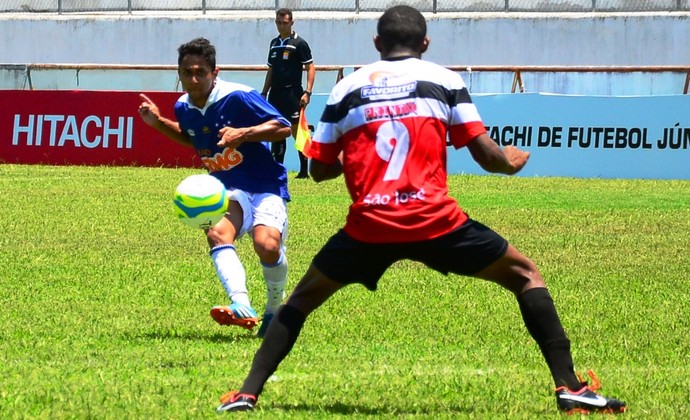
top-left (122, 329), bottom-right (258, 343)
top-left (265, 401), bottom-right (475, 416)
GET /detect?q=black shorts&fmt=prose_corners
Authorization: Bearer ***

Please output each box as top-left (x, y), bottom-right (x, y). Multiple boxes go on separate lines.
top-left (268, 86), bottom-right (302, 122)
top-left (312, 219), bottom-right (509, 291)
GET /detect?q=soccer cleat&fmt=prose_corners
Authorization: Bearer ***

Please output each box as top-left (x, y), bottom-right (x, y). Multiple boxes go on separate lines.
top-left (210, 303), bottom-right (259, 330)
top-left (256, 313), bottom-right (274, 339)
top-left (556, 370), bottom-right (626, 414)
top-left (216, 391), bottom-right (256, 412)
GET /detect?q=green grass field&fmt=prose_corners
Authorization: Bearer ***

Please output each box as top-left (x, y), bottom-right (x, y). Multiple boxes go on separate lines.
top-left (1, 164), bottom-right (688, 419)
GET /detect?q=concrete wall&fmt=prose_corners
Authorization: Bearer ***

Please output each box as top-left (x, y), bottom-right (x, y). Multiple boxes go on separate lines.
top-left (1, 11), bottom-right (689, 66)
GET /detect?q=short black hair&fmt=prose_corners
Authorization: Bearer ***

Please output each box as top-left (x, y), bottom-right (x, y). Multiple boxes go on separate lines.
top-left (376, 5), bottom-right (427, 52)
top-left (177, 37), bottom-right (216, 69)
top-left (276, 8), bottom-right (293, 20)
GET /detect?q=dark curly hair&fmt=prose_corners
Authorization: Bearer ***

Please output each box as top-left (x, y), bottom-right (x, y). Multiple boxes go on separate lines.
top-left (276, 7), bottom-right (293, 20)
top-left (177, 37), bottom-right (216, 69)
top-left (376, 5), bottom-right (426, 53)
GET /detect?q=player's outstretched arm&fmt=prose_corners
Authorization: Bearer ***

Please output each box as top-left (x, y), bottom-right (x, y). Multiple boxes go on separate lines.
top-left (137, 93), bottom-right (192, 147)
top-left (217, 120), bottom-right (291, 149)
top-left (467, 133), bottom-right (530, 175)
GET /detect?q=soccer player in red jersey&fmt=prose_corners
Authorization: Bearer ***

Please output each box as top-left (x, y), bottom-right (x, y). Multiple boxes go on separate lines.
top-left (217, 5), bottom-right (626, 414)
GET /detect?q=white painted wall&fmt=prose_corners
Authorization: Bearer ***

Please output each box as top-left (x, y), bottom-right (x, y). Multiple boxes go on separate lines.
top-left (1, 11), bottom-right (689, 66)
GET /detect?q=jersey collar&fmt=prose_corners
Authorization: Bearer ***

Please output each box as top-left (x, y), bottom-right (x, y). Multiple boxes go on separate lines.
top-left (383, 55), bottom-right (417, 62)
top-left (279, 31), bottom-right (298, 42)
top-left (185, 80), bottom-right (223, 114)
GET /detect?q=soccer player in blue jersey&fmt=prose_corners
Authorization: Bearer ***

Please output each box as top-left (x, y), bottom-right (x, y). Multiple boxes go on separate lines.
top-left (138, 37), bottom-right (290, 338)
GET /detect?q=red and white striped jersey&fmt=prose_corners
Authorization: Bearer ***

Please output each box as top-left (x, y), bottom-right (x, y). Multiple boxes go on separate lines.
top-left (311, 57), bottom-right (487, 243)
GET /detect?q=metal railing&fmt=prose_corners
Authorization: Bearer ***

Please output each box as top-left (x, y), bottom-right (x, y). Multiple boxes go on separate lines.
top-left (1, 1), bottom-right (689, 14)
top-left (4, 63), bottom-right (689, 95)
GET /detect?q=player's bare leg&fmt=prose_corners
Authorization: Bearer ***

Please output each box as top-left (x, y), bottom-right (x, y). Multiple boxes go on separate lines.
top-left (476, 245), bottom-right (626, 413)
top-left (208, 200), bottom-right (258, 330)
top-left (217, 265), bottom-right (343, 412)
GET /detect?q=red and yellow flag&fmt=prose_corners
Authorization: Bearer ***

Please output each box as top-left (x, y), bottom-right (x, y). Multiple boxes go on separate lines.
top-left (294, 108), bottom-right (313, 158)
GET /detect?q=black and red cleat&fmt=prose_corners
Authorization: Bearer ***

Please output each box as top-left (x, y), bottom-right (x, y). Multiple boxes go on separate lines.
top-left (217, 390), bottom-right (257, 412)
top-left (556, 370), bottom-right (626, 414)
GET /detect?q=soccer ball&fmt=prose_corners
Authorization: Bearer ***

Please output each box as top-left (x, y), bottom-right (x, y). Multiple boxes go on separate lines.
top-left (172, 174), bottom-right (228, 229)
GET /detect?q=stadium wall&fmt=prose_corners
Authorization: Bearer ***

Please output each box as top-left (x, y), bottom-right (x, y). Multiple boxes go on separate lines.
top-left (1, 11), bottom-right (689, 179)
top-left (1, 11), bottom-right (689, 66)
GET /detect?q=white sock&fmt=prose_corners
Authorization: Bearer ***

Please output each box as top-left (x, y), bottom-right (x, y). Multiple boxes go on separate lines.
top-left (261, 251), bottom-right (287, 314)
top-left (210, 244), bottom-right (251, 308)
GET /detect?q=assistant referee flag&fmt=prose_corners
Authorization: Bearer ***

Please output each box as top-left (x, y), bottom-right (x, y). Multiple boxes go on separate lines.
top-left (295, 108), bottom-right (313, 157)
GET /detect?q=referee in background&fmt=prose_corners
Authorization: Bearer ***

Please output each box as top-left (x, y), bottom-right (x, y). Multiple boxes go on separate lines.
top-left (261, 8), bottom-right (316, 179)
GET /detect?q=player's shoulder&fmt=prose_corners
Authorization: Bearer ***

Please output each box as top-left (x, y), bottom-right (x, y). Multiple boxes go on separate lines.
top-left (326, 58), bottom-right (466, 105)
top-left (175, 92), bottom-right (189, 105)
top-left (410, 59), bottom-right (466, 88)
top-left (214, 79), bottom-right (254, 96)
top-left (292, 32), bottom-right (310, 44)
top-left (325, 61), bottom-right (387, 103)
top-left (202, 80), bottom-right (261, 110)
top-left (339, 58), bottom-right (460, 87)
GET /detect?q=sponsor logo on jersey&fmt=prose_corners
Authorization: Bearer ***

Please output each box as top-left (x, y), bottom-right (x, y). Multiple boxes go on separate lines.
top-left (362, 71), bottom-right (417, 100)
top-left (362, 188), bottom-right (426, 207)
top-left (364, 101), bottom-right (417, 121)
top-left (201, 147), bottom-right (243, 172)
top-left (369, 71), bottom-right (394, 85)
top-left (361, 82), bottom-right (417, 100)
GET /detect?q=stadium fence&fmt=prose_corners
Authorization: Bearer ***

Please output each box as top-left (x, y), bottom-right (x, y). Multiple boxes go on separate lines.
top-left (1, 64), bottom-right (689, 96)
top-left (1, 0), bottom-right (689, 14)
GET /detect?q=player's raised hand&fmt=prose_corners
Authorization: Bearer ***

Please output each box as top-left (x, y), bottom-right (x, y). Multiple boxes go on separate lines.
top-left (502, 145), bottom-right (530, 175)
top-left (217, 126), bottom-right (248, 149)
top-left (137, 93), bottom-right (161, 127)
top-left (467, 133), bottom-right (531, 175)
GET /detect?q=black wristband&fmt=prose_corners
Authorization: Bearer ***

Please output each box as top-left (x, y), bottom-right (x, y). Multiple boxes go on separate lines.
top-left (304, 90), bottom-right (312, 96)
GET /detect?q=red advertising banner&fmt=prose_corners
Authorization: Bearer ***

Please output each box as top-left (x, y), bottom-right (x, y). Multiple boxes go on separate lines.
top-left (0, 90), bottom-right (201, 168)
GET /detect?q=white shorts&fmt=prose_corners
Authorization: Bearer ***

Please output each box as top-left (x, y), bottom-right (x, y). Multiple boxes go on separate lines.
top-left (228, 189), bottom-right (288, 241)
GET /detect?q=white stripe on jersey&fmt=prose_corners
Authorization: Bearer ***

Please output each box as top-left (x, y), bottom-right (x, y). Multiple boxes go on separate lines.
top-left (313, 121), bottom-right (339, 145)
top-left (178, 79), bottom-right (254, 115)
top-left (314, 58), bottom-right (482, 146)
top-left (453, 102), bottom-right (482, 127)
top-left (326, 58), bottom-right (469, 104)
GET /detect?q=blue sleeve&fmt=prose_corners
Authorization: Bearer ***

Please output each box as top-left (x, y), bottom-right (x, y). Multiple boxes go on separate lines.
top-left (173, 100), bottom-right (190, 138)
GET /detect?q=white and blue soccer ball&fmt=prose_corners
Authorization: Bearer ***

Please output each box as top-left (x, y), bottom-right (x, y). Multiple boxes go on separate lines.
top-left (172, 174), bottom-right (228, 229)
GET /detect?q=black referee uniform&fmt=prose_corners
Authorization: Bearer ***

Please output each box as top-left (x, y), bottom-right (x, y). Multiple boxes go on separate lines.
top-left (265, 32), bottom-right (313, 171)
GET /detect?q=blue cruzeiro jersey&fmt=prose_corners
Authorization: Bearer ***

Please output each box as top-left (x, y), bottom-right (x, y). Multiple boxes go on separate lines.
top-left (174, 79), bottom-right (291, 201)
